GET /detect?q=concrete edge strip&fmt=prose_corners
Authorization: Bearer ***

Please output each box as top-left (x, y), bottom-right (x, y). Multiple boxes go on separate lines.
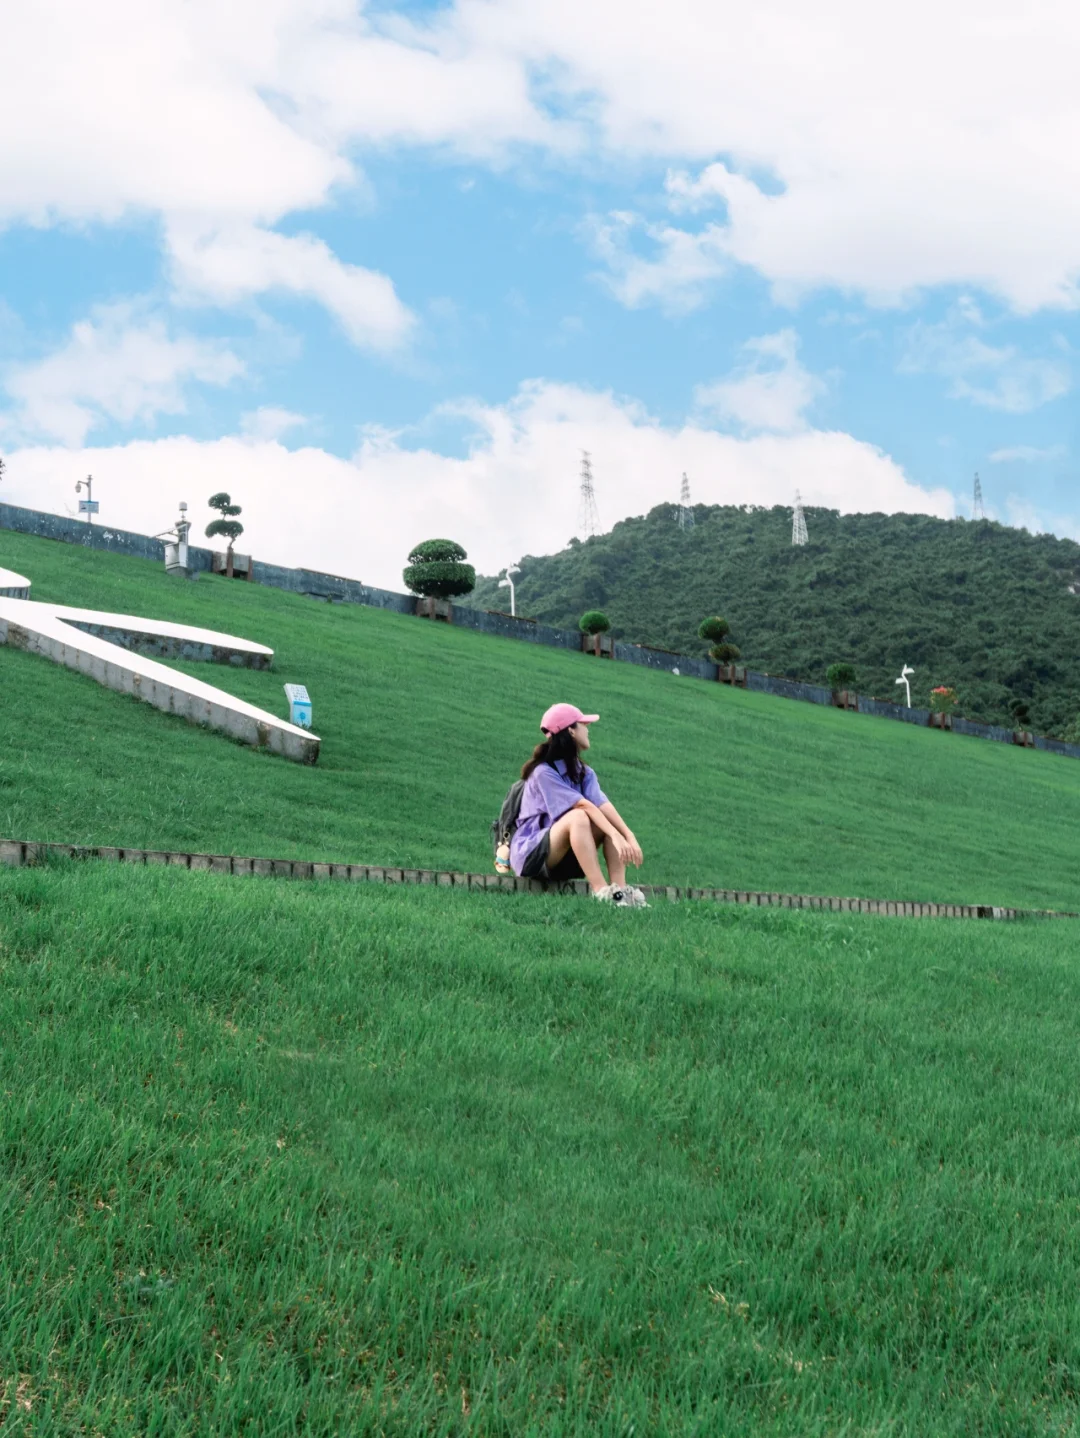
top-left (1, 838), bottom-right (1075, 922)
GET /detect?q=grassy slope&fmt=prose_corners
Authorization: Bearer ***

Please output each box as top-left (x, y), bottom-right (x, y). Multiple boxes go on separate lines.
top-left (5, 528), bottom-right (1080, 909)
top-left (4, 861), bottom-right (1080, 1434)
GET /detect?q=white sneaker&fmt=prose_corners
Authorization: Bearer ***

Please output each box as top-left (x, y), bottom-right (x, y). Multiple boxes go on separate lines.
top-left (592, 885), bottom-right (644, 907)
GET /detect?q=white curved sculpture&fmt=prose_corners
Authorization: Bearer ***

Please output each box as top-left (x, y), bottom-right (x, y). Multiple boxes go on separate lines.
top-left (0, 566), bottom-right (30, 598)
top-left (0, 588), bottom-right (319, 764)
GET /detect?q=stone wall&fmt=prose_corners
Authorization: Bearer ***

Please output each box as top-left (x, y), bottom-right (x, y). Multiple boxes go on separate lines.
top-left (4, 836), bottom-right (1075, 921)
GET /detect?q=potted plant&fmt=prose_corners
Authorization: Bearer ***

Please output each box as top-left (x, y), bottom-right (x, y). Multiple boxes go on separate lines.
top-left (403, 539), bottom-right (476, 621)
top-left (826, 661), bottom-right (858, 710)
top-left (929, 685), bottom-right (958, 730)
top-left (1009, 697), bottom-right (1034, 746)
top-left (579, 610), bottom-right (613, 657)
top-left (206, 492), bottom-right (248, 579)
top-left (699, 616), bottom-right (744, 684)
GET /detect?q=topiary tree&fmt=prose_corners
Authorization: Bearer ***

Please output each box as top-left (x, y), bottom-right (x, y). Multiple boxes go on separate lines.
top-left (1008, 696), bottom-right (1031, 729)
top-left (579, 610), bottom-right (611, 636)
top-left (826, 661), bottom-right (858, 692)
top-left (206, 492), bottom-right (244, 565)
top-left (698, 616), bottom-right (742, 664)
top-left (403, 538), bottom-right (476, 600)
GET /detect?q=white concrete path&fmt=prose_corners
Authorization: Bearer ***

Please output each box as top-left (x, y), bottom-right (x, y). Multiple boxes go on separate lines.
top-left (0, 567), bottom-right (30, 598)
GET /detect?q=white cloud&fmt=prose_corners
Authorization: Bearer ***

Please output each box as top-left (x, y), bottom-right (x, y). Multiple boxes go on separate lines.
top-left (695, 330), bottom-right (824, 434)
top-left (240, 406), bottom-right (307, 442)
top-left (588, 212), bottom-right (728, 310)
top-left (167, 224), bottom-right (415, 352)
top-left (900, 311), bottom-right (1070, 413)
top-left (2, 304), bottom-right (243, 446)
top-left (0, 379), bottom-right (954, 590)
top-left (1003, 494), bottom-right (1080, 541)
top-left (5, 2), bottom-right (1080, 317)
top-left (989, 444), bottom-right (1066, 464)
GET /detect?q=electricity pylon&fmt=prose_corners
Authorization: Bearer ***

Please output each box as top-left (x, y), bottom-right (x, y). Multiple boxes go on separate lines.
top-left (972, 472), bottom-right (986, 521)
top-left (578, 451), bottom-right (600, 539)
top-left (792, 490), bottom-right (808, 546)
top-left (677, 473), bottom-right (695, 530)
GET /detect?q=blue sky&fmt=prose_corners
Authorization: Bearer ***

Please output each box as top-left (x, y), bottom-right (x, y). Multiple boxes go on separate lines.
top-left (1, 1), bottom-right (1078, 588)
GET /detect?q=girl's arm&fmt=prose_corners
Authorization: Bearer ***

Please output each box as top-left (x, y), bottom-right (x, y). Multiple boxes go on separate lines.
top-left (599, 801), bottom-right (643, 867)
top-left (575, 799), bottom-right (644, 868)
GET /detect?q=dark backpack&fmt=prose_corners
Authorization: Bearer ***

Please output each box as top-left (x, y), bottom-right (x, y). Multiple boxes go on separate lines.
top-left (491, 779), bottom-right (526, 855)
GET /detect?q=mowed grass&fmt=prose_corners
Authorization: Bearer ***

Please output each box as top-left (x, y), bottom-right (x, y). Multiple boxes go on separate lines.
top-left (5, 529), bottom-right (1080, 908)
top-left (3, 861), bottom-right (1080, 1433)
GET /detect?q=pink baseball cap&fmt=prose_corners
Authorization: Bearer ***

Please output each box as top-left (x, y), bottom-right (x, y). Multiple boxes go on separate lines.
top-left (540, 702), bottom-right (599, 735)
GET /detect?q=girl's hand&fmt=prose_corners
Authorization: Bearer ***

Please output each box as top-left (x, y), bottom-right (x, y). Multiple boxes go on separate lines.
top-left (619, 833), bottom-right (644, 868)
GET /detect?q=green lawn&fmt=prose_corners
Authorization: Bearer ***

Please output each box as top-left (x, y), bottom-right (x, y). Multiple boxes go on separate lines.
top-left (4, 528), bottom-right (1080, 908)
top-left (3, 860), bottom-right (1080, 1434)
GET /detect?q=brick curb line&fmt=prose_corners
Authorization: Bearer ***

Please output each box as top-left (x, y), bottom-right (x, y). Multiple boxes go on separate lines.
top-left (2, 838), bottom-right (1075, 922)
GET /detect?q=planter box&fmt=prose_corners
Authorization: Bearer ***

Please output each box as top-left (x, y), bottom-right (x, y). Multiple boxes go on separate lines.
top-left (831, 689), bottom-right (858, 710)
top-left (211, 551), bottom-right (253, 579)
top-left (415, 596), bottom-right (453, 622)
top-left (581, 633), bottom-right (613, 657)
top-left (928, 711), bottom-right (953, 730)
top-left (715, 664), bottom-right (748, 687)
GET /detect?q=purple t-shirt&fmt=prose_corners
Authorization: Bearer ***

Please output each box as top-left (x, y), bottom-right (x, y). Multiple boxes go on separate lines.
top-left (510, 758), bottom-right (608, 875)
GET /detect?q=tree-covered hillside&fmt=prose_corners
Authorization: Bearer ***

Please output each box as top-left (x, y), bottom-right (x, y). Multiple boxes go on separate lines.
top-left (474, 505), bottom-right (1080, 735)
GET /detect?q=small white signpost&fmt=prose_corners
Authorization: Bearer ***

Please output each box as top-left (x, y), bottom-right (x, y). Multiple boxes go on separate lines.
top-left (284, 684), bottom-right (312, 728)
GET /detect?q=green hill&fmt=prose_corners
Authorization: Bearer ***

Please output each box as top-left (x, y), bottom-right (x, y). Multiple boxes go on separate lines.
top-left (473, 504), bottom-right (1080, 736)
top-left (5, 527), bottom-right (1080, 910)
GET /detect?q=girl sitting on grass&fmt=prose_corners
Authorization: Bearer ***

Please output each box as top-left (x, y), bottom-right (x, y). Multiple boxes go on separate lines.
top-left (510, 702), bottom-right (646, 906)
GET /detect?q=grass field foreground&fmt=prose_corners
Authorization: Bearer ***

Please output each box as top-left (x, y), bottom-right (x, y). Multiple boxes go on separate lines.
top-left (3, 861), bottom-right (1080, 1433)
top-left (4, 529), bottom-right (1080, 911)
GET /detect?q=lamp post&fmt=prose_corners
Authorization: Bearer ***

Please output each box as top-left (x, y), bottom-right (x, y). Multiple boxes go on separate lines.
top-left (498, 564), bottom-right (521, 617)
top-left (895, 664), bottom-right (914, 707)
top-left (75, 474), bottom-right (98, 524)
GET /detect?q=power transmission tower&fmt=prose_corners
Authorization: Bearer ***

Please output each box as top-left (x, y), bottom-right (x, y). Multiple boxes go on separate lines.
top-left (677, 472), bottom-right (695, 530)
top-left (972, 472), bottom-right (986, 521)
top-left (792, 490), bottom-right (808, 546)
top-left (578, 451), bottom-right (600, 539)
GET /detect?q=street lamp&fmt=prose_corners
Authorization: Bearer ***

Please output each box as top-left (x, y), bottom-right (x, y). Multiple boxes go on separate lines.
top-left (498, 563), bottom-right (521, 617)
top-left (895, 664), bottom-right (914, 707)
top-left (75, 474), bottom-right (99, 524)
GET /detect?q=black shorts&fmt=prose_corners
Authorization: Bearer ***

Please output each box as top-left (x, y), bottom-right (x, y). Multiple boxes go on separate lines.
top-left (519, 831), bottom-right (585, 882)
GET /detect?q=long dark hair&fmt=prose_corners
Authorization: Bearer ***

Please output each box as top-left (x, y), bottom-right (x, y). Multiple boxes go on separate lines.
top-left (521, 726), bottom-right (584, 785)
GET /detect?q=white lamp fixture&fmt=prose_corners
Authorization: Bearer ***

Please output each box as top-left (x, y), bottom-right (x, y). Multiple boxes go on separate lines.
top-left (75, 474), bottom-right (99, 522)
top-left (895, 664), bottom-right (914, 707)
top-left (498, 563), bottom-right (521, 617)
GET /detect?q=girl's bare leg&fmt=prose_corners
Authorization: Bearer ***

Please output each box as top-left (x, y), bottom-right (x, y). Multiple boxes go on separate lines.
top-left (600, 829), bottom-right (627, 888)
top-left (545, 809), bottom-right (608, 892)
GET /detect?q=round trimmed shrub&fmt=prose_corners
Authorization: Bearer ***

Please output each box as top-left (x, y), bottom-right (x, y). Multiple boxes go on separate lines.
top-left (579, 610), bottom-right (611, 635)
top-left (698, 616), bottom-right (730, 643)
top-left (407, 539), bottom-right (467, 565)
top-left (403, 538), bottom-right (476, 599)
top-left (699, 616), bottom-right (740, 664)
top-left (826, 661), bottom-right (858, 692)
